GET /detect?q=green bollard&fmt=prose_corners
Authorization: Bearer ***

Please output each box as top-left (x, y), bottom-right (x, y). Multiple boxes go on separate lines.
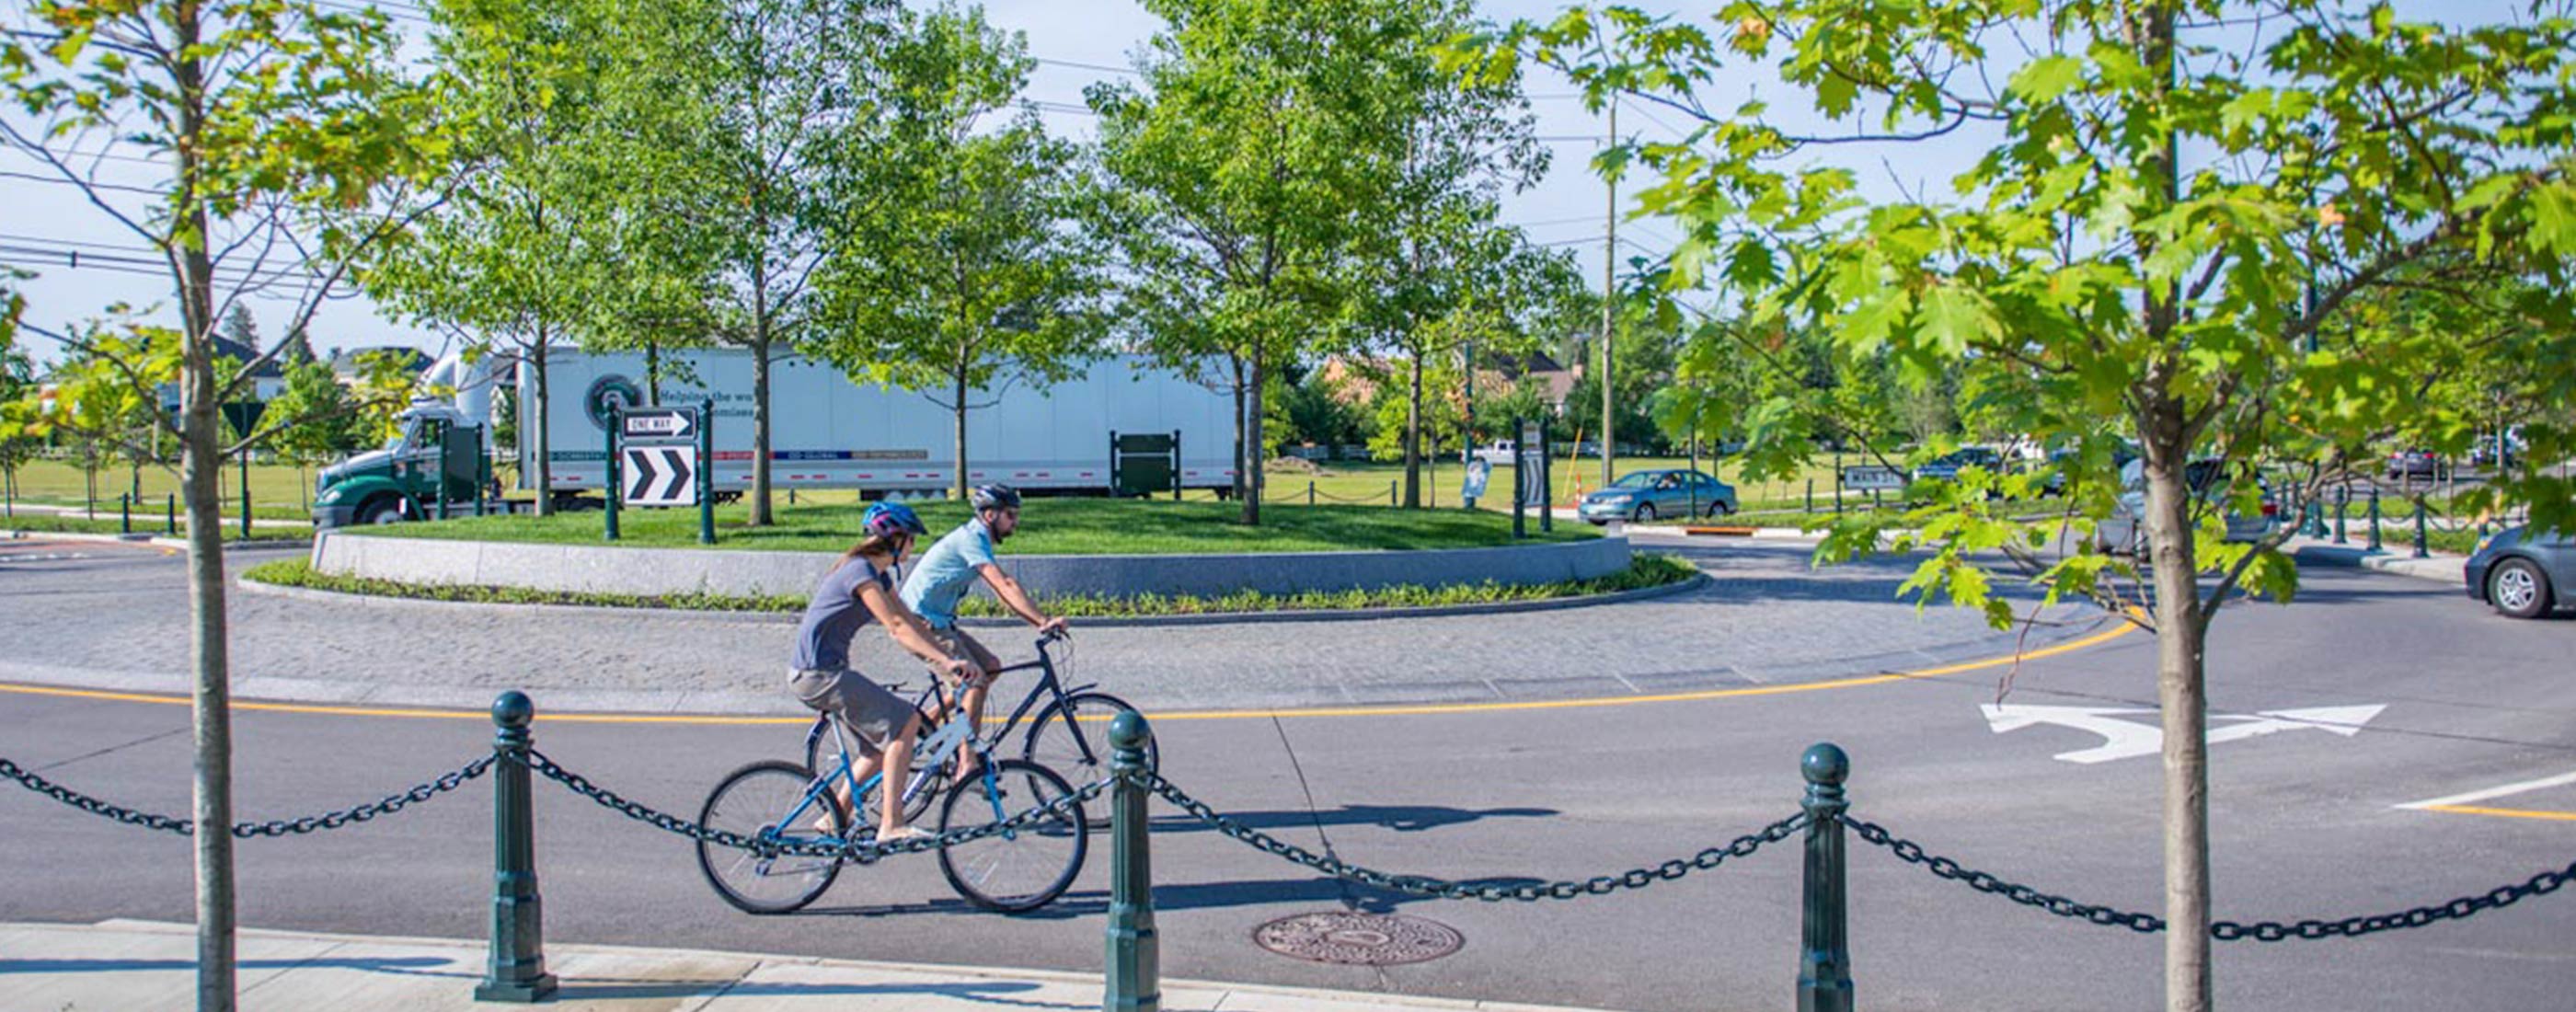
top-left (1103, 711), bottom-right (1160, 1012)
top-left (1307, 480), bottom-right (1315, 507)
top-left (438, 425), bottom-right (452, 522)
top-left (2413, 498), bottom-right (2430, 559)
top-left (2332, 486), bottom-right (2348, 545)
top-left (604, 407), bottom-right (621, 542)
top-left (120, 493), bottom-right (132, 535)
top-left (698, 399), bottom-right (716, 546)
top-left (239, 453), bottom-right (252, 541)
top-left (2366, 489), bottom-right (2383, 553)
top-left (1388, 479), bottom-right (1397, 507)
top-left (165, 494), bottom-right (176, 536)
top-left (1798, 743), bottom-right (1853, 1012)
top-left (476, 692), bottom-right (557, 1003)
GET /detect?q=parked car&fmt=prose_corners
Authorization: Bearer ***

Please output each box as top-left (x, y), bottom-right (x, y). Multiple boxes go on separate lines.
top-left (2386, 448), bottom-right (2443, 480)
top-left (1471, 440), bottom-right (1520, 466)
top-left (2465, 524), bottom-right (2576, 619)
top-left (2094, 459), bottom-right (2278, 554)
top-left (1577, 468), bottom-right (1738, 523)
top-left (2468, 440), bottom-right (2521, 469)
top-left (1913, 446), bottom-right (2005, 482)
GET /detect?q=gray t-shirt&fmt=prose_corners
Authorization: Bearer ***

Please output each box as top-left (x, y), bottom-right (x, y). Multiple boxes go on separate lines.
top-left (792, 556), bottom-right (892, 672)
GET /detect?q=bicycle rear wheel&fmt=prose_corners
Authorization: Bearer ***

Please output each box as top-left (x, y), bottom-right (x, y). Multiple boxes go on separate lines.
top-left (696, 760), bottom-right (842, 914)
top-left (937, 758), bottom-right (1088, 913)
top-left (1024, 691), bottom-right (1154, 820)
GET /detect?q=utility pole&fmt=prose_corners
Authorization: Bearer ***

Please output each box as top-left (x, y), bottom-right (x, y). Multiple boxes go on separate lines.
top-left (1600, 97), bottom-right (1618, 490)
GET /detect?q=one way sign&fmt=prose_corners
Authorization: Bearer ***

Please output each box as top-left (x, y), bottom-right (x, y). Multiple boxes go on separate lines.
top-left (623, 446), bottom-right (699, 507)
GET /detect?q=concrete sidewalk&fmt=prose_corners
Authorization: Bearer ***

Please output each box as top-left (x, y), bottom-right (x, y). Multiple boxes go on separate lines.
top-left (0, 920), bottom-right (1619, 1012)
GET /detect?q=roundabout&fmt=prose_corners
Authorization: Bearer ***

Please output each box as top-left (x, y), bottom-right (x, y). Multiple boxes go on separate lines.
top-left (2, 535), bottom-right (2571, 1011)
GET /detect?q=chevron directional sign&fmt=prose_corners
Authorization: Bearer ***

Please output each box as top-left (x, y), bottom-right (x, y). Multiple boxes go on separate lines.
top-left (623, 445), bottom-right (699, 507)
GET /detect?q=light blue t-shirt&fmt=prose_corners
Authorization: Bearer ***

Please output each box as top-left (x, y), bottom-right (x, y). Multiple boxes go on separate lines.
top-left (901, 518), bottom-right (998, 630)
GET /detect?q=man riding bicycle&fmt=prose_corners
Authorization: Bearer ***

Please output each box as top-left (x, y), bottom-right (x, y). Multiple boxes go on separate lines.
top-left (901, 483), bottom-right (1066, 782)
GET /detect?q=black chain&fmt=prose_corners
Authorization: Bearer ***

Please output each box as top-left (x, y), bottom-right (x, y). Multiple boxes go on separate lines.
top-left (523, 749), bottom-right (1105, 863)
top-left (0, 754), bottom-right (493, 838)
top-left (1849, 816), bottom-right (2576, 941)
top-left (1141, 770), bottom-right (1807, 902)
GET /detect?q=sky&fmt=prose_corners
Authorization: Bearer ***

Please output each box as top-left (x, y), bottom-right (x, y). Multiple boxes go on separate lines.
top-left (0, 0), bottom-right (2536, 369)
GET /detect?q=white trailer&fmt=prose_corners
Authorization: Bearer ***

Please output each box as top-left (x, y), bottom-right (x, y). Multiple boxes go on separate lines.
top-left (521, 349), bottom-right (1240, 498)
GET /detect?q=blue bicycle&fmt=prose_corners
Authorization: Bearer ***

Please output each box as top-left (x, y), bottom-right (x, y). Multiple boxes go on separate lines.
top-left (693, 687), bottom-right (1088, 914)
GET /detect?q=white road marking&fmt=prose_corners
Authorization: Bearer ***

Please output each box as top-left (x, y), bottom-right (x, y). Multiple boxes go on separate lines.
top-left (1982, 703), bottom-right (2386, 765)
top-left (2398, 768), bottom-right (2576, 811)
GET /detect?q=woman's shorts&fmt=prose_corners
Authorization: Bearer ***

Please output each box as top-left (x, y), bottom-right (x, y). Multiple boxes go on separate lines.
top-left (788, 668), bottom-right (914, 759)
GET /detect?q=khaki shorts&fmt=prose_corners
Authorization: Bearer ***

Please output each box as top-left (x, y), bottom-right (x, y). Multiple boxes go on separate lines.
top-left (926, 627), bottom-right (1001, 687)
top-left (788, 668), bottom-right (914, 759)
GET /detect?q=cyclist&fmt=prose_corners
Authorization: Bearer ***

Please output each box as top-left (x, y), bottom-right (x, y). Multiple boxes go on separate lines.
top-left (789, 500), bottom-right (982, 843)
top-left (901, 483), bottom-right (1066, 782)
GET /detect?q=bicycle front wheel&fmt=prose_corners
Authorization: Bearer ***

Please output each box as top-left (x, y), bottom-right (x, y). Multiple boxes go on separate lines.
top-left (937, 758), bottom-right (1088, 914)
top-left (696, 760), bottom-right (842, 914)
top-left (1023, 691), bottom-right (1156, 793)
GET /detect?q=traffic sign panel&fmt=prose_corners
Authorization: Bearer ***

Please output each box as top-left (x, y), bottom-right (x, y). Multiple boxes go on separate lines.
top-left (623, 446), bottom-right (699, 507)
top-left (622, 408), bottom-right (698, 443)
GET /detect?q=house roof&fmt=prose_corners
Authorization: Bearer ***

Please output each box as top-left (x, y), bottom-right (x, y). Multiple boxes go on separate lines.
top-left (209, 336), bottom-right (284, 378)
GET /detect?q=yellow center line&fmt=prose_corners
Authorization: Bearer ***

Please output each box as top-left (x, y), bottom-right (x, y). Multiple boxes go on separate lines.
top-left (0, 615), bottom-right (2141, 725)
top-left (2414, 804), bottom-right (2576, 823)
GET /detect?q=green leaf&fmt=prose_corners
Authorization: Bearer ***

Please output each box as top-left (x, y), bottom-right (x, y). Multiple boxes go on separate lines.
top-left (2007, 55), bottom-right (2084, 104)
top-left (1916, 284), bottom-right (1995, 356)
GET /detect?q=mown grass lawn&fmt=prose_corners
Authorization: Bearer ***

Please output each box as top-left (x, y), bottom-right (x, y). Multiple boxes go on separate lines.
top-left (372, 497), bottom-right (1598, 555)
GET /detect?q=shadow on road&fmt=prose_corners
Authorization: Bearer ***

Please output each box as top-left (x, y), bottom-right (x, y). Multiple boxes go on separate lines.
top-left (1148, 803), bottom-right (1558, 834)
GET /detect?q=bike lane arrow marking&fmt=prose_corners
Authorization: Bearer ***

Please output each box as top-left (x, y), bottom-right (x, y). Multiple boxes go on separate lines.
top-left (1982, 703), bottom-right (2385, 765)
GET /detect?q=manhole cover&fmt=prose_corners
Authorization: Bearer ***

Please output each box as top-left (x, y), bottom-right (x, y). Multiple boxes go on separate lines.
top-left (1252, 911), bottom-right (1463, 966)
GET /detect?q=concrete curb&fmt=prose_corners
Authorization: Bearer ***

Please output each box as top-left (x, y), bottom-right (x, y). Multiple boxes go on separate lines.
top-left (21, 919), bottom-right (1627, 1012)
top-left (2291, 540), bottom-right (2467, 588)
top-left (314, 530), bottom-right (1632, 600)
top-left (3, 528), bottom-right (308, 551)
top-left (232, 569), bottom-right (1713, 627)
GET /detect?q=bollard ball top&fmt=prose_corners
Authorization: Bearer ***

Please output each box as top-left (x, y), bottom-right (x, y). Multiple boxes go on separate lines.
top-left (492, 691), bottom-right (535, 729)
top-left (1801, 742), bottom-right (1848, 786)
top-left (1108, 708), bottom-right (1151, 750)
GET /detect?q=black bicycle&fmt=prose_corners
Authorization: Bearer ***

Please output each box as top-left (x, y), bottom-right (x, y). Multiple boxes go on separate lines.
top-left (805, 628), bottom-right (1156, 822)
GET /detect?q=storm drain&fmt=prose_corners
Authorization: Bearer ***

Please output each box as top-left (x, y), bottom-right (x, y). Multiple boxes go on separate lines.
top-left (1252, 912), bottom-right (1464, 966)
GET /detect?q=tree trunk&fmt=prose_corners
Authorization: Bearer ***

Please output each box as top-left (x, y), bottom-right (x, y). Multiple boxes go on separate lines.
top-left (2141, 439), bottom-right (2210, 1012)
top-left (530, 339), bottom-right (551, 517)
top-left (1244, 347), bottom-right (1266, 525)
top-left (1403, 353), bottom-right (1423, 509)
top-left (953, 365), bottom-right (971, 502)
top-left (172, 11), bottom-right (238, 1006)
top-left (749, 333), bottom-right (774, 525)
top-left (1228, 352), bottom-right (1248, 506)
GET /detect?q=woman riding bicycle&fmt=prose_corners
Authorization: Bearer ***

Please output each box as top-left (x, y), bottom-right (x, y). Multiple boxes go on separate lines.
top-left (788, 500), bottom-right (983, 843)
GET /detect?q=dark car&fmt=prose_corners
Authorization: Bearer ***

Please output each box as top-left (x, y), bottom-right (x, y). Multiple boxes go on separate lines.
top-left (1914, 446), bottom-right (2004, 482)
top-left (1577, 468), bottom-right (1738, 524)
top-left (2386, 448), bottom-right (2443, 480)
top-left (2465, 525), bottom-right (2576, 619)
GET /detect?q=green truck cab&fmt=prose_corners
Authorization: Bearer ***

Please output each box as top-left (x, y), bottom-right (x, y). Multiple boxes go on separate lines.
top-left (312, 404), bottom-right (493, 528)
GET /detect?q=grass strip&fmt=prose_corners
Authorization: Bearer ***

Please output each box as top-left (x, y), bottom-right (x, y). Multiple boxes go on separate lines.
top-left (3, 513), bottom-right (311, 537)
top-left (241, 553), bottom-right (1697, 617)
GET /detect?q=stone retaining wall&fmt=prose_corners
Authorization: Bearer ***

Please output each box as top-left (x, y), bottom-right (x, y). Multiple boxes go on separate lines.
top-left (310, 532), bottom-right (1632, 600)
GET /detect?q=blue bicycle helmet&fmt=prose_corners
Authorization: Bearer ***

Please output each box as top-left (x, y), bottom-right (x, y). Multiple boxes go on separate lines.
top-left (862, 500), bottom-right (927, 539)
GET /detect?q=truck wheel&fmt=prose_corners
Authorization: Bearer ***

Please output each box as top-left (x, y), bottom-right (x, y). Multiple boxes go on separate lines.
top-left (357, 496), bottom-right (406, 525)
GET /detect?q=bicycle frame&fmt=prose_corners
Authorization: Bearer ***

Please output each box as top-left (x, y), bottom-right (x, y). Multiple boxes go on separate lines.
top-left (797, 634), bottom-right (1102, 774)
top-left (777, 699), bottom-right (1006, 846)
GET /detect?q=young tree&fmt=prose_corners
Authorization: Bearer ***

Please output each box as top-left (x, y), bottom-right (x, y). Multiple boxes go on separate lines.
top-left (0, 3), bottom-right (439, 1005)
top-left (1091, 0), bottom-right (1426, 523)
top-left (373, 0), bottom-right (631, 518)
top-left (266, 360), bottom-right (363, 508)
top-left (1484, 4), bottom-right (2576, 1007)
top-left (814, 6), bottom-right (1104, 501)
top-left (604, 0), bottom-right (913, 525)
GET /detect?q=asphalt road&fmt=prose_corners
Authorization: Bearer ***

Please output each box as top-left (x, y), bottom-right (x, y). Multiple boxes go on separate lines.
top-left (3, 536), bottom-right (2573, 1010)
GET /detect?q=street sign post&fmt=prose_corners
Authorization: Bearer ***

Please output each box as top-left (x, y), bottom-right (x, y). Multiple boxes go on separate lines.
top-left (615, 407), bottom-right (706, 512)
